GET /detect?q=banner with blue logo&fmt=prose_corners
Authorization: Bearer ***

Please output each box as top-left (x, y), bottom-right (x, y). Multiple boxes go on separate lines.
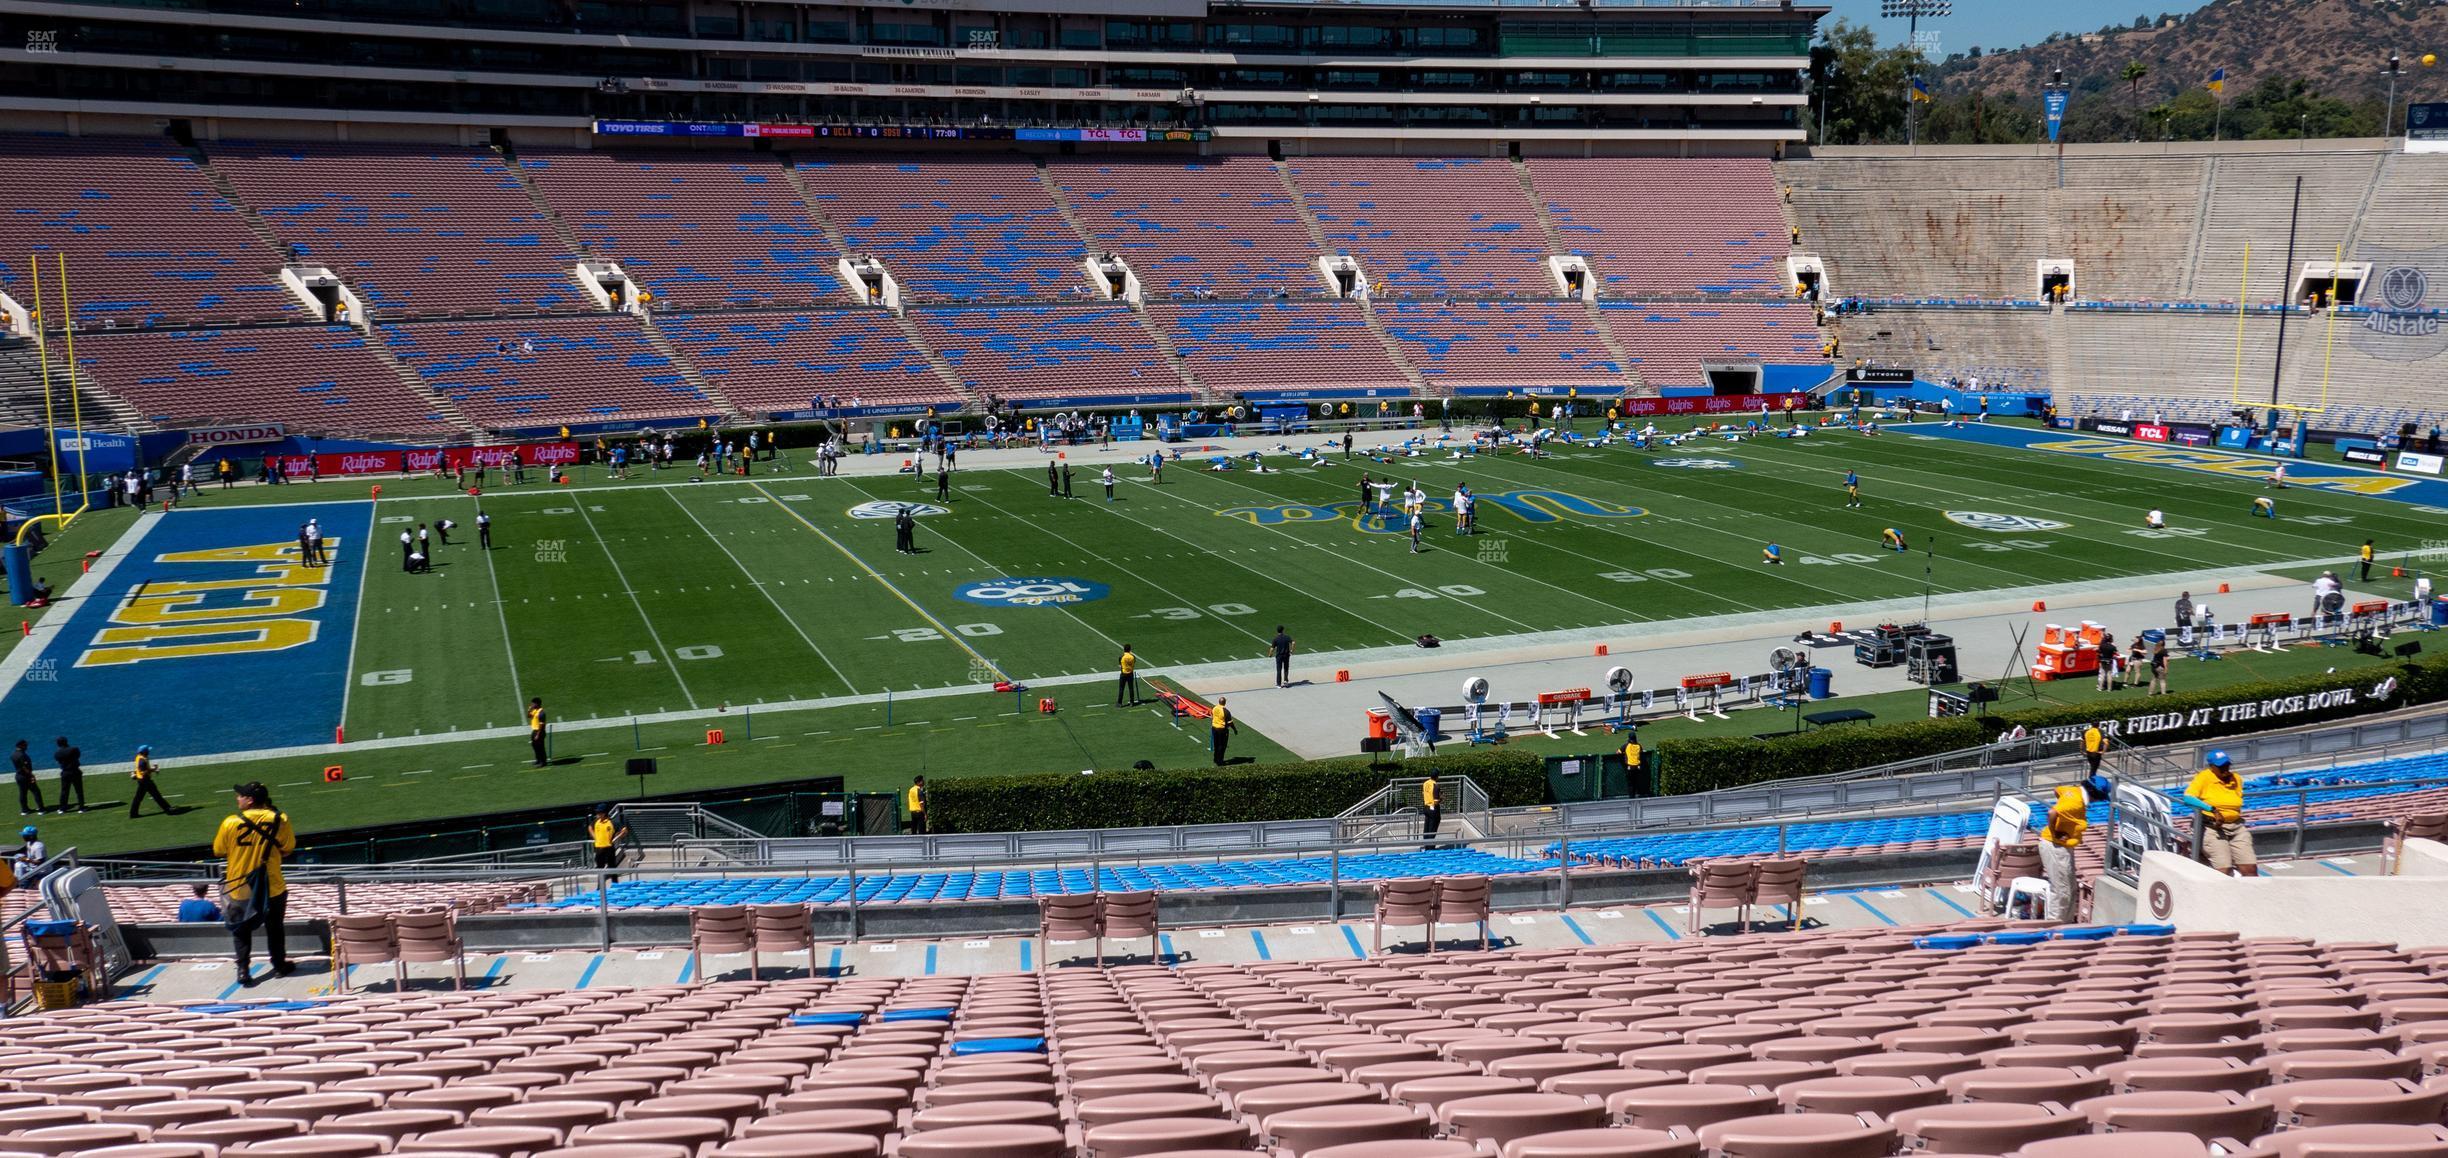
top-left (2044, 90), bottom-right (2069, 143)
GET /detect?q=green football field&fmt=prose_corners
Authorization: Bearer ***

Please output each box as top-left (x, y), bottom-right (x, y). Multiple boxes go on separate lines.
top-left (330, 421), bottom-right (2431, 742)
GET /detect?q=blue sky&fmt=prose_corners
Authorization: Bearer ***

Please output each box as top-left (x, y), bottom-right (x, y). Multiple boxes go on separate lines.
top-left (1819, 0), bottom-right (2214, 56)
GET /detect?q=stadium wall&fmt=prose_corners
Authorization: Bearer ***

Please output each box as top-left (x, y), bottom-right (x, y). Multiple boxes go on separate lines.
top-left (2135, 839), bottom-right (2448, 946)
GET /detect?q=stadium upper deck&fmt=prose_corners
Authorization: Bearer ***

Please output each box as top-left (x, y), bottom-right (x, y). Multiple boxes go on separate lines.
top-left (0, 0), bottom-right (1815, 146)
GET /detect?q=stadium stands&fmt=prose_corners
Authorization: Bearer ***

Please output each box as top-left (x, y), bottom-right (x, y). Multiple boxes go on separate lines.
top-left (69, 325), bottom-right (451, 433)
top-left (209, 141), bottom-right (581, 317)
top-left (796, 157), bottom-right (1086, 303)
top-left (519, 150), bottom-right (839, 311)
top-left (2054, 156), bottom-right (2207, 302)
top-left (1156, 302), bottom-right (1409, 393)
top-left (7, 920), bottom-right (2448, 1158)
top-left (654, 311), bottom-right (960, 414)
top-left (1287, 158), bottom-right (1552, 298)
top-left (910, 305), bottom-right (1188, 401)
top-left (379, 316), bottom-right (711, 427)
top-left (1378, 301), bottom-right (1626, 389)
top-left (1531, 157), bottom-right (1792, 297)
top-left (2, 881), bottom-right (547, 925)
top-left (0, 133), bottom-right (294, 330)
top-left (2190, 153), bottom-right (2382, 304)
top-left (1048, 159), bottom-right (1324, 298)
top-left (1837, 305), bottom-right (2050, 392)
top-left (1602, 302), bottom-right (1825, 386)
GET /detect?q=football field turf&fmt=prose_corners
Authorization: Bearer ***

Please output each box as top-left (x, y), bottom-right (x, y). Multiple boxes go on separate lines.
top-left (9, 417), bottom-right (2437, 764)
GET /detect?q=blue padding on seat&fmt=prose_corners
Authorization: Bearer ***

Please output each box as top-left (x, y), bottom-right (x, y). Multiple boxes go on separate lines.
top-left (793, 1011), bottom-right (867, 1026)
top-left (2050, 926), bottom-right (2120, 941)
top-left (24, 920), bottom-right (78, 937)
top-left (1912, 934), bottom-right (1983, 951)
top-left (882, 1007), bottom-right (957, 1022)
top-left (2115, 924), bottom-right (2178, 937)
top-left (951, 1036), bottom-right (1048, 1056)
top-left (1981, 930), bottom-right (2053, 946)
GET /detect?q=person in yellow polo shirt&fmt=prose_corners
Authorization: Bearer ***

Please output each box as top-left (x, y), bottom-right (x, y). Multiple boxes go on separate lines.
top-left (1210, 699), bottom-right (1238, 767)
top-left (1420, 775), bottom-right (1442, 842)
top-left (588, 806), bottom-right (627, 879)
top-left (2039, 779), bottom-right (2103, 923)
top-left (2081, 724), bottom-right (2106, 776)
top-left (1116, 644), bottom-right (1141, 708)
top-left (128, 745), bottom-right (172, 819)
top-left (2181, 751), bottom-right (2256, 876)
top-left (527, 698), bottom-right (548, 768)
top-left (213, 782), bottom-right (295, 986)
top-left (906, 775), bottom-right (927, 835)
top-left (2360, 539), bottom-right (2376, 583)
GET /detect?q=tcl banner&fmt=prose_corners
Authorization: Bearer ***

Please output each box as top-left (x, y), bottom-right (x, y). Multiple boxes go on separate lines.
top-left (258, 442), bottom-right (580, 478)
top-left (186, 424), bottom-right (286, 447)
top-left (2133, 424), bottom-right (2171, 443)
top-left (1617, 396), bottom-right (1763, 417)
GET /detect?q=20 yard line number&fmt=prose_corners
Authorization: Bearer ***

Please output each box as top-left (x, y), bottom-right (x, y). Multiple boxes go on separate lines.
top-left (891, 624), bottom-right (1004, 643)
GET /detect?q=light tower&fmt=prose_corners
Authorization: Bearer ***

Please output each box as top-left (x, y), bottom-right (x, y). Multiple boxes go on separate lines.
top-left (1882, 0), bottom-right (1952, 146)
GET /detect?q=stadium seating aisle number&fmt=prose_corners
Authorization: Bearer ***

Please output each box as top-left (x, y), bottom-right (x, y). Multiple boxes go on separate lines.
top-left (1599, 569), bottom-right (1695, 582)
top-left (891, 624), bottom-right (1003, 642)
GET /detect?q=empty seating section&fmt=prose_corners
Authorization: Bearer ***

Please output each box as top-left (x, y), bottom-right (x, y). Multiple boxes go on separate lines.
top-left (1779, 157), bottom-right (2053, 300)
top-left (211, 142), bottom-right (579, 316)
top-left (798, 157), bottom-right (1084, 302)
top-left (71, 326), bottom-right (447, 432)
top-left (1839, 307), bottom-right (2049, 390)
top-left (1602, 302), bottom-right (1824, 386)
top-left (520, 150), bottom-right (838, 309)
top-left (2191, 153), bottom-right (2381, 303)
top-left (0, 134), bottom-right (291, 329)
top-left (2053, 157), bottom-right (2206, 301)
top-left (1288, 158), bottom-right (1550, 297)
top-left (12, 923), bottom-right (2448, 1158)
top-left (1381, 302), bottom-right (1625, 388)
top-left (380, 316), bottom-right (707, 426)
top-left (1532, 157), bottom-right (1791, 296)
top-left (655, 311), bottom-right (957, 412)
top-left (2, 882), bottom-right (542, 927)
top-left (1050, 159), bottom-right (1321, 298)
top-left (911, 306), bottom-right (1186, 400)
top-left (2055, 309), bottom-right (2448, 435)
top-left (1157, 302), bottom-right (1408, 392)
top-left (2355, 154), bottom-right (2448, 259)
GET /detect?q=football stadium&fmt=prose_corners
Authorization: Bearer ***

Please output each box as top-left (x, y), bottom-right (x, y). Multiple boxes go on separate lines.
top-left (4, 0), bottom-right (2448, 1150)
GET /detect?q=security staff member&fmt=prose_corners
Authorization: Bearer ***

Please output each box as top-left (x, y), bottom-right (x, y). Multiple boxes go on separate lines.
top-left (2181, 751), bottom-right (2256, 877)
top-left (128, 746), bottom-right (172, 818)
top-left (2039, 779), bottom-right (2100, 923)
top-left (588, 807), bottom-right (627, 880)
top-left (1622, 731), bottom-right (1644, 788)
top-left (51, 738), bottom-right (84, 812)
top-left (527, 698), bottom-right (548, 767)
top-left (2360, 539), bottom-right (2376, 582)
top-left (2081, 723), bottom-right (2106, 776)
top-left (214, 782), bottom-right (295, 986)
top-left (906, 775), bottom-right (928, 835)
top-left (1116, 644), bottom-right (1141, 707)
top-left (1420, 775), bottom-right (1442, 842)
top-left (1210, 699), bottom-right (1238, 767)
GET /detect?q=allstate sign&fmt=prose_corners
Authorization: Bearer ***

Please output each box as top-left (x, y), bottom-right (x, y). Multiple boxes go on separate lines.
top-left (956, 577), bottom-right (1108, 607)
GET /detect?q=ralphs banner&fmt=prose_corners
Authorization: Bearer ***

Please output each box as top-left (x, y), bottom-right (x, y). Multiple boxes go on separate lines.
top-left (263, 442), bottom-right (581, 478)
top-left (1618, 396), bottom-right (1777, 417)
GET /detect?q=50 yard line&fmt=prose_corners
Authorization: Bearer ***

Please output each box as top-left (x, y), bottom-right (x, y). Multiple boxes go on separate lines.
top-left (573, 501), bottom-right (699, 710)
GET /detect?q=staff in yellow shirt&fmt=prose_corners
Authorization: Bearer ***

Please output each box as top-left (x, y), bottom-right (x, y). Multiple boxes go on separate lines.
top-left (2181, 751), bottom-right (2256, 876)
top-left (906, 775), bottom-right (928, 835)
top-left (527, 698), bottom-right (548, 768)
top-left (1420, 775), bottom-right (1442, 843)
top-left (2360, 539), bottom-right (2376, 583)
top-left (2081, 724), bottom-right (2106, 776)
top-left (1210, 699), bottom-right (1238, 767)
top-left (1116, 644), bottom-right (1141, 708)
top-left (213, 782), bottom-right (296, 985)
top-left (2040, 777), bottom-right (2107, 923)
top-left (128, 745), bottom-right (172, 819)
top-left (588, 806), bottom-right (628, 878)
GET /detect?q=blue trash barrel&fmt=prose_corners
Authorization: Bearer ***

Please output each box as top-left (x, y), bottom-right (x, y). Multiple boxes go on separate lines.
top-left (2434, 597), bottom-right (2448, 628)
top-left (1808, 667), bottom-right (1834, 699)
top-left (2140, 628), bottom-right (2166, 647)
top-left (1416, 707), bottom-right (1443, 741)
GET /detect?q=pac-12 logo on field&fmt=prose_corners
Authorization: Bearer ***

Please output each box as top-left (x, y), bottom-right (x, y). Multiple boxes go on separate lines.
top-left (955, 578), bottom-right (1109, 607)
top-left (1946, 511), bottom-right (2070, 532)
top-left (848, 501), bottom-right (948, 519)
top-left (1653, 458), bottom-right (1741, 470)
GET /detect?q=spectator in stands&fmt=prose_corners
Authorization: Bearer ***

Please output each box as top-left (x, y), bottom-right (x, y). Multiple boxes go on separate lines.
top-left (51, 737), bottom-right (83, 812)
top-left (12, 740), bottom-right (42, 816)
top-left (15, 826), bottom-right (48, 886)
top-left (2182, 751), bottom-right (2255, 876)
top-left (1210, 698), bottom-right (1238, 767)
top-left (906, 776), bottom-right (927, 835)
top-left (177, 883), bottom-right (221, 923)
top-left (214, 781), bottom-right (296, 985)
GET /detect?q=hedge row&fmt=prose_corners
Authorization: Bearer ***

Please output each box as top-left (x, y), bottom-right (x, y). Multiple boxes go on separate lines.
top-left (1655, 652), bottom-right (2448, 797)
top-left (928, 749), bottom-right (1545, 834)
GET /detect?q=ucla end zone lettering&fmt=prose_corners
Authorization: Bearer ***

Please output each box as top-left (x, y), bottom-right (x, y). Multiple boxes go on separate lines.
top-left (0, 504), bottom-right (369, 757)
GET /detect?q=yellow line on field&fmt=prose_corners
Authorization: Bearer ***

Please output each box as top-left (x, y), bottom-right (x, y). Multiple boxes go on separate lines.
top-left (745, 481), bottom-right (1007, 681)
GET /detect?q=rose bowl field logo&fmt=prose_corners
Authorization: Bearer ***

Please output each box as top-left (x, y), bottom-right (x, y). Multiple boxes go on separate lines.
top-left (1946, 511), bottom-right (2070, 532)
top-left (955, 578), bottom-right (1109, 607)
top-left (1652, 458), bottom-right (1741, 470)
top-left (848, 501), bottom-right (948, 519)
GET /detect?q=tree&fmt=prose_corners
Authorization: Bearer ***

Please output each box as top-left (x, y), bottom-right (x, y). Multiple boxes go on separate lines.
top-left (2122, 59), bottom-right (2152, 138)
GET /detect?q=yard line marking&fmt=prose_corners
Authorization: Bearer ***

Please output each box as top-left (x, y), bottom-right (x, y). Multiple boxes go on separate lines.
top-left (469, 501), bottom-right (527, 718)
top-left (336, 529), bottom-right (374, 728)
top-left (748, 480), bottom-right (1007, 681)
top-left (574, 501), bottom-right (699, 710)
top-left (958, 482), bottom-right (1273, 650)
top-left (665, 489), bottom-right (859, 694)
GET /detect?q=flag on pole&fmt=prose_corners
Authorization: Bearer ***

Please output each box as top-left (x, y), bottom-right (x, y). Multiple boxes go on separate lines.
top-left (1910, 76), bottom-right (1933, 103)
top-left (2206, 67), bottom-right (2225, 93)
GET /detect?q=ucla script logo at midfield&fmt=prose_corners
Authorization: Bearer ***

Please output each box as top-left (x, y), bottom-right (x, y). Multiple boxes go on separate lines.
top-left (1217, 489), bottom-right (1646, 535)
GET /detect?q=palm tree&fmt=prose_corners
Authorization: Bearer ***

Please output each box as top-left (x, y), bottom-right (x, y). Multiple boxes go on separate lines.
top-left (2122, 60), bottom-right (2151, 139)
